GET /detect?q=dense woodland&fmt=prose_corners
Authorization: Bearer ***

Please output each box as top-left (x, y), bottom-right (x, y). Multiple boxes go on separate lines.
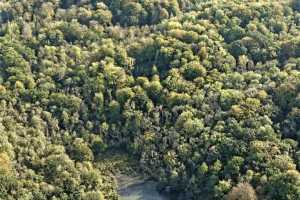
top-left (1, 0), bottom-right (300, 199)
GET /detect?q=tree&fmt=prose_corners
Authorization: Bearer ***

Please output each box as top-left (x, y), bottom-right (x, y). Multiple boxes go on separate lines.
top-left (182, 61), bottom-right (207, 81)
top-left (107, 100), bottom-right (121, 122)
top-left (22, 23), bottom-right (32, 39)
top-left (220, 89), bottom-right (244, 110)
top-left (116, 87), bottom-right (134, 105)
top-left (292, 0), bottom-right (300, 11)
top-left (93, 7), bottom-right (112, 25)
top-left (227, 182), bottom-right (257, 200)
top-left (265, 170), bottom-right (300, 200)
top-left (82, 191), bottom-right (105, 200)
top-left (0, 152), bottom-right (12, 174)
top-left (69, 138), bottom-right (94, 162)
top-left (120, 2), bottom-right (145, 26)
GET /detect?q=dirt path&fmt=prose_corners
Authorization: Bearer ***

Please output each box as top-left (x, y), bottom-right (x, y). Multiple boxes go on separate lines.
top-left (116, 174), bottom-right (169, 200)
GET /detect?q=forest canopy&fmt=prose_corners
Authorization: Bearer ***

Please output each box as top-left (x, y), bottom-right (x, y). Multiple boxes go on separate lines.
top-left (1, 0), bottom-right (300, 199)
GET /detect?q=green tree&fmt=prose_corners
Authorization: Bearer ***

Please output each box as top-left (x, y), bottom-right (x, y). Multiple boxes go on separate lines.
top-left (265, 170), bottom-right (300, 200)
